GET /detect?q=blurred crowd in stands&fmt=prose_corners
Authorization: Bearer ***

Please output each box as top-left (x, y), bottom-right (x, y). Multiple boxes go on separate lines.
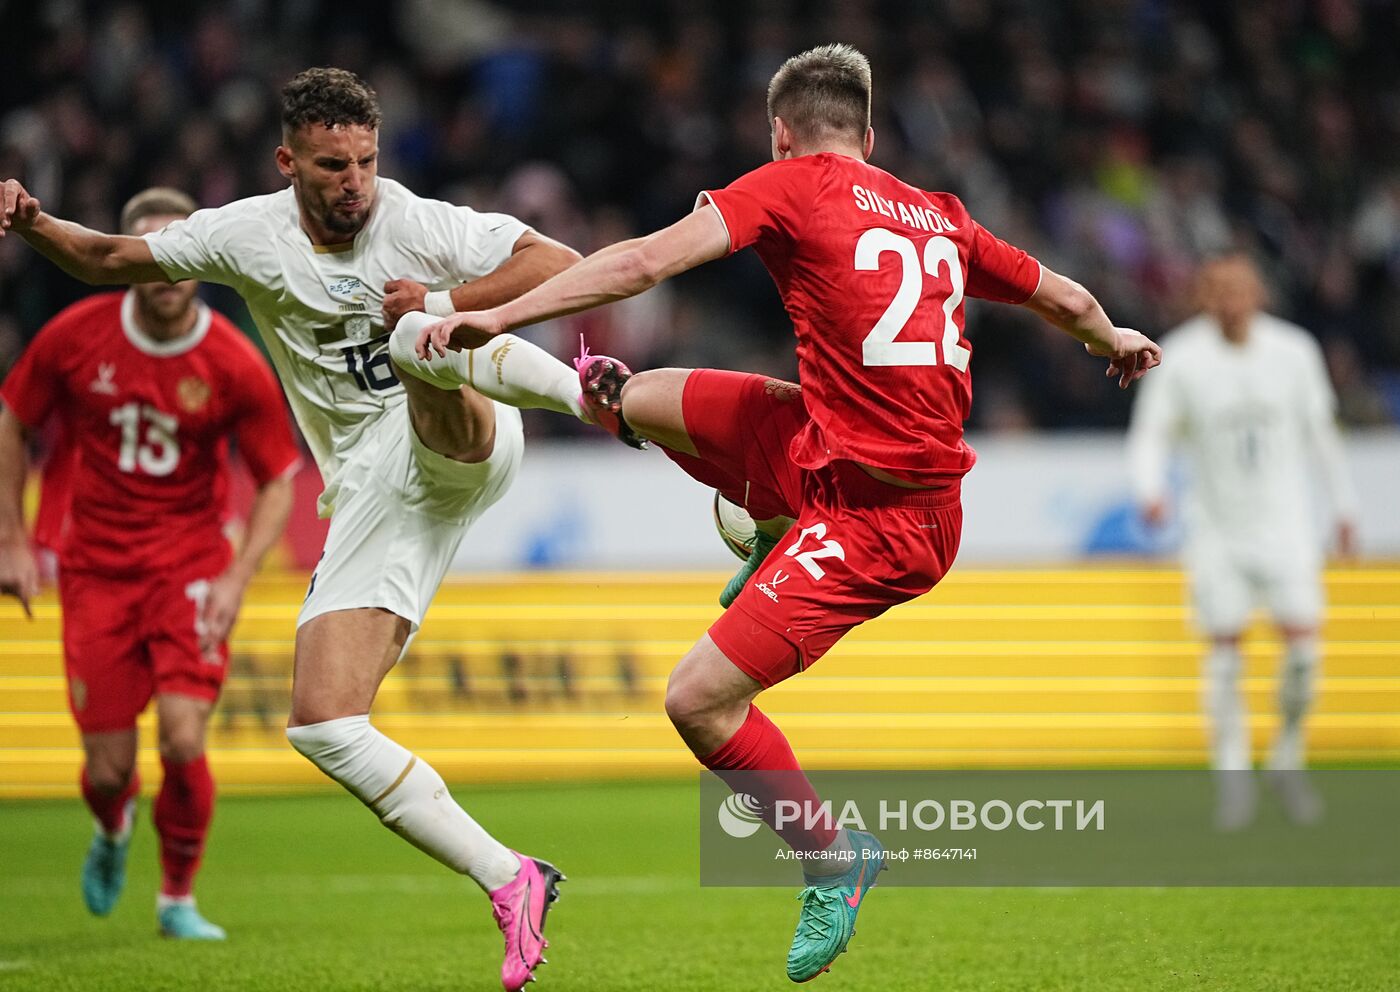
top-left (3, 0), bottom-right (1398, 435)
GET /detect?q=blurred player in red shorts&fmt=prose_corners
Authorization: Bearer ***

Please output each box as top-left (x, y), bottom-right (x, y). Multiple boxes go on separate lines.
top-left (418, 45), bottom-right (1161, 980)
top-left (0, 188), bottom-right (299, 939)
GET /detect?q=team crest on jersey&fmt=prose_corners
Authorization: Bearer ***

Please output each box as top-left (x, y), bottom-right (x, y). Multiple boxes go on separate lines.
top-left (89, 363), bottom-right (118, 395)
top-left (177, 376), bottom-right (212, 413)
top-left (345, 315), bottom-right (373, 343)
top-left (763, 379), bottom-right (802, 404)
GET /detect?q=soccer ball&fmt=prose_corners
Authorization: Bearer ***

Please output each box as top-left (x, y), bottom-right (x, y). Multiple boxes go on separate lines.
top-left (712, 491), bottom-right (756, 561)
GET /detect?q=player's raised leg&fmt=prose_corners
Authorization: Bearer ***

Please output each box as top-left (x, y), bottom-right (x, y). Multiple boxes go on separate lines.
top-left (151, 693), bottom-right (224, 939)
top-left (78, 729), bottom-right (139, 917)
top-left (390, 311), bottom-right (591, 427)
top-left (603, 367), bottom-right (799, 603)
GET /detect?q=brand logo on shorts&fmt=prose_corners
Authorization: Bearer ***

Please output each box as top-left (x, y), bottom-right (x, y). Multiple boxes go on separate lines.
top-left (89, 363), bottom-right (118, 395)
top-left (757, 568), bottom-right (789, 603)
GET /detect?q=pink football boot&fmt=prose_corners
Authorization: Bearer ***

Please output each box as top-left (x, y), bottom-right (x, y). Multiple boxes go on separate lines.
top-left (574, 339), bottom-right (647, 449)
top-left (489, 853), bottom-right (565, 991)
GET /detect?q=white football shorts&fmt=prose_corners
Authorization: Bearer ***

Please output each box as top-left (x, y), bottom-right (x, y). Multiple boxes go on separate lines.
top-left (1185, 537), bottom-right (1324, 636)
top-left (299, 398), bottom-right (523, 632)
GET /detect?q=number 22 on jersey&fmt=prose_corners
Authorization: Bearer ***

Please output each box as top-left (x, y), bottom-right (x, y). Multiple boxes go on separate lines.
top-left (855, 229), bottom-right (970, 371)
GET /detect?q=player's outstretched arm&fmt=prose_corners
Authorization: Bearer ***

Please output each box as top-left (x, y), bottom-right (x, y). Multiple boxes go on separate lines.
top-left (417, 205), bottom-right (730, 357)
top-left (0, 407), bottom-right (38, 618)
top-left (381, 231), bottom-right (580, 330)
top-left (1023, 268), bottom-right (1162, 389)
top-left (0, 179), bottom-right (167, 285)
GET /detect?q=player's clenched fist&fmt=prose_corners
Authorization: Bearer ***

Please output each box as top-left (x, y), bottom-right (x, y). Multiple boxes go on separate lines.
top-left (0, 179), bottom-right (41, 235)
top-left (382, 278), bottom-right (428, 331)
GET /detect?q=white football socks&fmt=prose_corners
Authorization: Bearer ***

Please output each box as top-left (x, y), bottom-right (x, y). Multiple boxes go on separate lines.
top-left (1203, 643), bottom-right (1250, 770)
top-left (286, 715), bottom-right (521, 892)
top-left (802, 830), bottom-right (855, 880)
top-left (1271, 638), bottom-right (1319, 771)
top-left (390, 311), bottom-right (586, 421)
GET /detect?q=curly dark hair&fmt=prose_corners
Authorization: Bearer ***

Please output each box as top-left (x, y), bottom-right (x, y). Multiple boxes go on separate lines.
top-left (280, 67), bottom-right (381, 134)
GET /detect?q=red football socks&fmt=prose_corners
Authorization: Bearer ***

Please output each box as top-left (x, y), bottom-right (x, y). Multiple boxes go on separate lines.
top-left (80, 766), bottom-right (140, 837)
top-left (701, 704), bottom-right (838, 852)
top-left (154, 754), bottom-right (215, 899)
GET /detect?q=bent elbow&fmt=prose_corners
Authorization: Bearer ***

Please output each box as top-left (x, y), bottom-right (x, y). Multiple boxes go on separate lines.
top-left (90, 240), bottom-right (130, 285)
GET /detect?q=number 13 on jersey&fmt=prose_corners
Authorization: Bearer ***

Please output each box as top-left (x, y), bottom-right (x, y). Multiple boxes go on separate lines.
top-left (856, 229), bottom-right (970, 371)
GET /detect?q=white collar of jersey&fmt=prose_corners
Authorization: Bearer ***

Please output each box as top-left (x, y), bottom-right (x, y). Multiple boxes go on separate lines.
top-left (120, 290), bottom-right (212, 357)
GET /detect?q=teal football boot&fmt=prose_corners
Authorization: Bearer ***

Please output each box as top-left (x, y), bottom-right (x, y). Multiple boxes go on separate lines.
top-left (158, 900), bottom-right (227, 940)
top-left (81, 800), bottom-right (134, 917)
top-left (786, 830), bottom-right (886, 983)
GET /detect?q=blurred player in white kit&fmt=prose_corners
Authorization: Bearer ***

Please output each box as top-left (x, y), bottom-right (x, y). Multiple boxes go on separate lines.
top-left (1128, 254), bottom-right (1359, 827)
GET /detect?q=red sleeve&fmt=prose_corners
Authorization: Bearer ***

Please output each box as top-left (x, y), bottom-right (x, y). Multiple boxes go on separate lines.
top-left (0, 312), bottom-right (76, 428)
top-left (226, 338), bottom-right (301, 486)
top-left (965, 220), bottom-right (1042, 304)
top-left (700, 157), bottom-right (824, 255)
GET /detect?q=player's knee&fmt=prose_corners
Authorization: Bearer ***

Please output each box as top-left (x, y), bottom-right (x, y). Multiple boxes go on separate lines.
top-left (86, 762), bottom-right (136, 796)
top-left (158, 727), bottom-right (206, 765)
top-left (664, 671), bottom-right (719, 737)
top-left (388, 313), bottom-right (430, 371)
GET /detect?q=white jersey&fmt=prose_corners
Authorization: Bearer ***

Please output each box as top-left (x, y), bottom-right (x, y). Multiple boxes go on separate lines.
top-left (144, 177), bottom-right (527, 480)
top-left (1128, 313), bottom-right (1358, 555)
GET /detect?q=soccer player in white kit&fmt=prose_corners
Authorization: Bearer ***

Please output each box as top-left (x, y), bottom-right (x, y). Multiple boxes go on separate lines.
top-left (1128, 254), bottom-right (1358, 827)
top-left (0, 69), bottom-right (584, 990)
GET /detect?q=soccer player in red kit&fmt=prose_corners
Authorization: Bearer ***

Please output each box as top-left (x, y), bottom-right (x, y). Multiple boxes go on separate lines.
top-left (416, 45), bottom-right (1161, 979)
top-left (0, 188), bottom-right (299, 940)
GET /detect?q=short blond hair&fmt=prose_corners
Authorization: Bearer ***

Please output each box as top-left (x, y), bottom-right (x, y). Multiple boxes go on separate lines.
top-left (119, 187), bottom-right (197, 234)
top-left (766, 44), bottom-right (872, 144)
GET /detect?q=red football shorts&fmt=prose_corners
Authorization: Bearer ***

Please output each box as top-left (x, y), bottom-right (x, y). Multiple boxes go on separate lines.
top-left (667, 369), bottom-right (963, 688)
top-left (59, 559), bottom-right (230, 733)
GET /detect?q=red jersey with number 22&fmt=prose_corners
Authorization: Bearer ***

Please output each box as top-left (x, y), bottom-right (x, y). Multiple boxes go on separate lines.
top-left (0, 291), bottom-right (300, 576)
top-left (702, 153), bottom-right (1042, 484)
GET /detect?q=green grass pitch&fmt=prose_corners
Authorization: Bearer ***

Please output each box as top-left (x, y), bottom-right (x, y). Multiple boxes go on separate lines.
top-left (2, 780), bottom-right (1397, 991)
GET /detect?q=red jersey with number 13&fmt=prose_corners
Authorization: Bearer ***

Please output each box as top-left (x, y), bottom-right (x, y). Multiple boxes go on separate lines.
top-left (0, 291), bottom-right (301, 576)
top-left (701, 153), bottom-right (1042, 484)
